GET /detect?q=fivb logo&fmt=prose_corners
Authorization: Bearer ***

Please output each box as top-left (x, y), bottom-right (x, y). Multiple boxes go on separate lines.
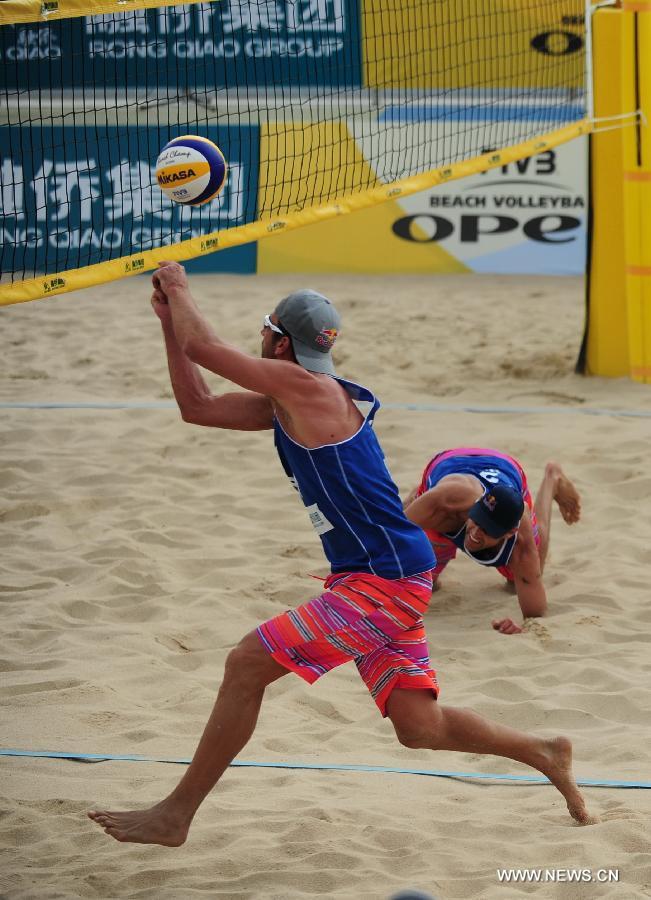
top-left (42, 277), bottom-right (66, 293)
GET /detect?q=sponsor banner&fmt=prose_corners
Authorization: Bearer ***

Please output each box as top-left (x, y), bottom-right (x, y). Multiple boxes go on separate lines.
top-left (362, 0), bottom-right (585, 90)
top-left (257, 121), bottom-right (586, 275)
top-left (1, 0), bottom-right (360, 88)
top-left (391, 137), bottom-right (587, 275)
top-left (0, 123), bottom-right (258, 275)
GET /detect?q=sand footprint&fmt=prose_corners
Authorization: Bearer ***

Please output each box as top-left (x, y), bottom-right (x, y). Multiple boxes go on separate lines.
top-left (522, 619), bottom-right (551, 644)
top-left (0, 503), bottom-right (50, 522)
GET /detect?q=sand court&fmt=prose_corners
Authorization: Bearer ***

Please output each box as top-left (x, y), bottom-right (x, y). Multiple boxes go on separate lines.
top-left (1, 273), bottom-right (651, 898)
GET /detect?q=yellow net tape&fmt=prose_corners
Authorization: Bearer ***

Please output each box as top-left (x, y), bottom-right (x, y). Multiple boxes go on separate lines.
top-left (0, 120), bottom-right (592, 307)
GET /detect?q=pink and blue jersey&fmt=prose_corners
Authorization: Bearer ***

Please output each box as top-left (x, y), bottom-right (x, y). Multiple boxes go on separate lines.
top-left (274, 377), bottom-right (436, 580)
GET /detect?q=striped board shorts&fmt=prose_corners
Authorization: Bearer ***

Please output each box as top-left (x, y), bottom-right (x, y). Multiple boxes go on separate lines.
top-left (256, 569), bottom-right (438, 717)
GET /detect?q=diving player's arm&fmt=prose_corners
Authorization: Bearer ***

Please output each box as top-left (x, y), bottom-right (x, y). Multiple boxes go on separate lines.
top-left (403, 476), bottom-right (477, 530)
top-left (512, 510), bottom-right (548, 618)
top-left (492, 512), bottom-right (547, 634)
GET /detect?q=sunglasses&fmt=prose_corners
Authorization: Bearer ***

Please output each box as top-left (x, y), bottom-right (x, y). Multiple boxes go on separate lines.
top-left (264, 314), bottom-right (289, 336)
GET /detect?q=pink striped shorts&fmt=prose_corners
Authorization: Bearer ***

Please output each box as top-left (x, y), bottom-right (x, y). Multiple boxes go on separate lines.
top-left (257, 570), bottom-right (438, 716)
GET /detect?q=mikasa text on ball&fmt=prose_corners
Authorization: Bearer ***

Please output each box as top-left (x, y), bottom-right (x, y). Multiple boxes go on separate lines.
top-left (156, 135), bottom-right (227, 206)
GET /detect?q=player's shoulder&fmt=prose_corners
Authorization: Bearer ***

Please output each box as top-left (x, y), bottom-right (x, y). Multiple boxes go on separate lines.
top-left (270, 359), bottom-right (328, 393)
top-left (428, 473), bottom-right (479, 509)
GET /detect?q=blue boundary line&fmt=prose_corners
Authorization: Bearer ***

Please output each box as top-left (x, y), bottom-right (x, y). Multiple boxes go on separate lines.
top-left (1, 401), bottom-right (651, 418)
top-left (1, 749), bottom-right (649, 789)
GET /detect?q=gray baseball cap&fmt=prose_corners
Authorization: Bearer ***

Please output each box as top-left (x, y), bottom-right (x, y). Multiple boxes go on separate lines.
top-left (274, 289), bottom-right (341, 375)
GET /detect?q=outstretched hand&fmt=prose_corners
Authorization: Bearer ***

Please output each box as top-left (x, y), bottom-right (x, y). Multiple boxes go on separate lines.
top-left (491, 617), bottom-right (523, 635)
top-left (152, 260), bottom-right (189, 295)
top-left (151, 286), bottom-right (172, 323)
top-left (150, 261), bottom-right (189, 323)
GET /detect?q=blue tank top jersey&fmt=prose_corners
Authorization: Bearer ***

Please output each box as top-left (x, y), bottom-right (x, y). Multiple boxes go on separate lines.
top-left (273, 377), bottom-right (436, 579)
top-left (424, 451), bottom-right (524, 494)
top-left (424, 450), bottom-right (525, 570)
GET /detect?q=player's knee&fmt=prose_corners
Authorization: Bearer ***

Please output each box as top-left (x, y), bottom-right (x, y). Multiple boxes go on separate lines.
top-left (221, 647), bottom-right (249, 691)
top-left (222, 634), bottom-right (269, 692)
top-left (387, 690), bottom-right (444, 749)
top-left (394, 726), bottom-right (431, 750)
top-left (389, 708), bottom-right (435, 749)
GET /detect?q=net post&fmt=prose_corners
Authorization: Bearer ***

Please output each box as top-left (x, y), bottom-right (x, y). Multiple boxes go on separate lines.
top-left (622, 0), bottom-right (651, 383)
top-left (582, 4), bottom-right (631, 376)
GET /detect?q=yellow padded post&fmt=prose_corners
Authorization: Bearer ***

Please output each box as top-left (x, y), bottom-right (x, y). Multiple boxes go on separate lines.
top-left (584, 8), bottom-right (630, 377)
top-left (622, 1), bottom-right (651, 382)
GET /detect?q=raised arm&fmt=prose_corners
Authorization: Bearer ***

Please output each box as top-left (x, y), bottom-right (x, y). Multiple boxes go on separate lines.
top-left (154, 261), bottom-right (311, 402)
top-left (152, 281), bottom-right (273, 431)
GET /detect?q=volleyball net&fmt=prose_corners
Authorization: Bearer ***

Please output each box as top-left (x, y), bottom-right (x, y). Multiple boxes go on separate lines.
top-left (1, 0), bottom-right (591, 305)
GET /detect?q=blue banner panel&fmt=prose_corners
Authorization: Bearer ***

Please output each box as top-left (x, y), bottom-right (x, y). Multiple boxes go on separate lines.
top-left (0, 0), bottom-right (361, 89)
top-left (0, 123), bottom-right (258, 276)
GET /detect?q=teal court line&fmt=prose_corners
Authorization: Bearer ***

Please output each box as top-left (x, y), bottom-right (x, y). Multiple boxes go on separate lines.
top-left (1, 400), bottom-right (651, 417)
top-left (1, 749), bottom-right (649, 789)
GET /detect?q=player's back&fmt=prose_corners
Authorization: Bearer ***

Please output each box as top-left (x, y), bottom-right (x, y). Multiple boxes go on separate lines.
top-left (422, 447), bottom-right (525, 496)
top-left (274, 376), bottom-right (436, 580)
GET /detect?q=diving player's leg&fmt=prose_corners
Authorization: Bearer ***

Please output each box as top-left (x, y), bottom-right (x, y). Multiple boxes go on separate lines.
top-left (534, 462), bottom-right (581, 572)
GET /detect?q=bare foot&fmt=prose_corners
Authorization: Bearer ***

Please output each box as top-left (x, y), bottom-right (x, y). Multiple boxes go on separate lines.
top-left (547, 463), bottom-right (581, 524)
top-left (538, 736), bottom-right (598, 825)
top-left (87, 799), bottom-right (191, 846)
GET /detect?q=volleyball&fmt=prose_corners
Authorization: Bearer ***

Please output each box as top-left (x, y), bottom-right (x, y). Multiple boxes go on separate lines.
top-left (155, 135), bottom-right (227, 206)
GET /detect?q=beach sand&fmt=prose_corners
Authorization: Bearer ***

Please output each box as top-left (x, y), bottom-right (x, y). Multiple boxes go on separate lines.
top-left (2, 273), bottom-right (650, 899)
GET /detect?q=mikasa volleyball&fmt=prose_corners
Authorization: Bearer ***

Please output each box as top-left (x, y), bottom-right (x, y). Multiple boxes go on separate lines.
top-left (155, 135), bottom-right (227, 206)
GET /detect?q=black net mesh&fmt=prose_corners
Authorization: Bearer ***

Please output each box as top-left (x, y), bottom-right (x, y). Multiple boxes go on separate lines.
top-left (0, 0), bottom-right (587, 298)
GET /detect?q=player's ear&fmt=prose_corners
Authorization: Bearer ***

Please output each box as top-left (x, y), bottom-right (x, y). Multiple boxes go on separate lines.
top-left (274, 335), bottom-right (293, 358)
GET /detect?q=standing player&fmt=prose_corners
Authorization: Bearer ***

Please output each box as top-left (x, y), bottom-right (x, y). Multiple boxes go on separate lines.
top-left (88, 264), bottom-right (592, 845)
top-left (403, 448), bottom-right (580, 634)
